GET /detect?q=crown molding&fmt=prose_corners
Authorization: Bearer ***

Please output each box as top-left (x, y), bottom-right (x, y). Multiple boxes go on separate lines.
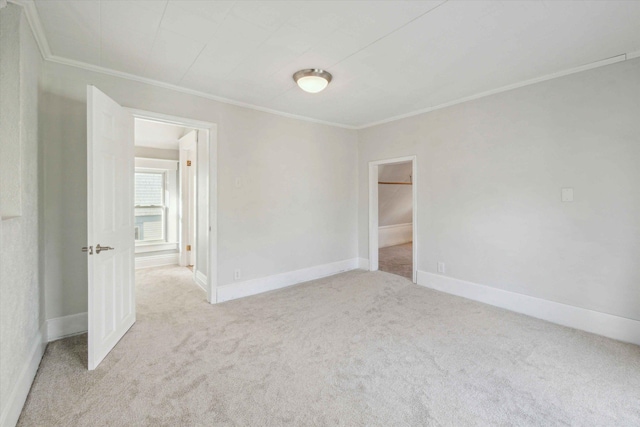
top-left (46, 54), bottom-right (358, 130)
top-left (8, 0), bottom-right (357, 130)
top-left (10, 0), bottom-right (640, 131)
top-left (354, 53), bottom-right (633, 129)
top-left (8, 0), bottom-right (50, 58)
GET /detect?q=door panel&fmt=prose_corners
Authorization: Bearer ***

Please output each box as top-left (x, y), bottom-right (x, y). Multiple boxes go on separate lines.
top-left (87, 86), bottom-right (135, 370)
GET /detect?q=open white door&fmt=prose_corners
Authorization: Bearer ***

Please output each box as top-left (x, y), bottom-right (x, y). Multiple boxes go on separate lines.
top-left (86, 86), bottom-right (135, 370)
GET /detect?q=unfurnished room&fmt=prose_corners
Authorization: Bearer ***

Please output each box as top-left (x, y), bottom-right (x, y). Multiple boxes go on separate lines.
top-left (1, 1), bottom-right (639, 426)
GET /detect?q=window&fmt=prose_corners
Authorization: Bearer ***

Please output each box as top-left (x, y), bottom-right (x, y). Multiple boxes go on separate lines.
top-left (134, 171), bottom-right (167, 242)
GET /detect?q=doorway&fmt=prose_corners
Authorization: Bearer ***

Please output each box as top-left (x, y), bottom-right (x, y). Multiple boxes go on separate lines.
top-left (129, 110), bottom-right (218, 305)
top-left (133, 118), bottom-right (194, 273)
top-left (86, 87), bottom-right (218, 370)
top-left (368, 156), bottom-right (417, 282)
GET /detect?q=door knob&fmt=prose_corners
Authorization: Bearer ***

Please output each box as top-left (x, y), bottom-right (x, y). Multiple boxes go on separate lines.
top-left (96, 244), bottom-right (114, 254)
top-left (82, 246), bottom-right (93, 255)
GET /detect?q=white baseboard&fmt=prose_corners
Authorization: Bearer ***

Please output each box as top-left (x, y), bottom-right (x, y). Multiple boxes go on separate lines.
top-left (217, 258), bottom-right (359, 303)
top-left (417, 271), bottom-right (640, 346)
top-left (46, 312), bottom-right (87, 342)
top-left (358, 258), bottom-right (370, 270)
top-left (195, 270), bottom-right (207, 293)
top-left (135, 253), bottom-right (179, 270)
top-left (378, 223), bottom-right (412, 248)
top-left (0, 324), bottom-right (46, 427)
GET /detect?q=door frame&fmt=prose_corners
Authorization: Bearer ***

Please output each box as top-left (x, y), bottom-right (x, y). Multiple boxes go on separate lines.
top-left (368, 155), bottom-right (417, 283)
top-left (127, 108), bottom-right (218, 304)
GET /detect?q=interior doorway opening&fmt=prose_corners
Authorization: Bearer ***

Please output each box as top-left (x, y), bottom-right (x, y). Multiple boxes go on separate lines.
top-left (377, 161), bottom-right (413, 279)
top-left (369, 156), bottom-right (417, 282)
top-left (130, 112), bottom-right (217, 304)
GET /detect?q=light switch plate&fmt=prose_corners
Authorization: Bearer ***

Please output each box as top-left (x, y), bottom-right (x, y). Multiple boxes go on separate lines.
top-left (561, 188), bottom-right (573, 202)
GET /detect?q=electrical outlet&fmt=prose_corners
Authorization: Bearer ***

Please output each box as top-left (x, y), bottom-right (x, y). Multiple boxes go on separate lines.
top-left (437, 262), bottom-right (446, 274)
top-left (234, 269), bottom-right (241, 280)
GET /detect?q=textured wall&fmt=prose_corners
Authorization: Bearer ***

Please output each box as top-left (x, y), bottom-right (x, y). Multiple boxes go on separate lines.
top-left (358, 58), bottom-right (640, 321)
top-left (0, 4), bottom-right (42, 421)
top-left (40, 61), bottom-right (358, 319)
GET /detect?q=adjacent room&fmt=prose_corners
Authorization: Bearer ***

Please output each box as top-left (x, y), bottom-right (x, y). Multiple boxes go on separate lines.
top-left (1, 1), bottom-right (639, 426)
top-left (377, 161), bottom-right (414, 279)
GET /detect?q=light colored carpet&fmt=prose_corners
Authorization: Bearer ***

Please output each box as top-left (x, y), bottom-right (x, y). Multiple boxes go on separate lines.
top-left (19, 266), bottom-right (640, 426)
top-left (379, 242), bottom-right (413, 279)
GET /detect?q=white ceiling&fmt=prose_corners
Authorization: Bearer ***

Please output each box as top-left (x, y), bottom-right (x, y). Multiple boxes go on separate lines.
top-left (33, 0), bottom-right (640, 128)
top-left (135, 119), bottom-right (191, 150)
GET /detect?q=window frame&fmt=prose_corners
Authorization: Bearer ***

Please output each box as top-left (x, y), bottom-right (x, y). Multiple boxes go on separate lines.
top-left (134, 168), bottom-right (169, 245)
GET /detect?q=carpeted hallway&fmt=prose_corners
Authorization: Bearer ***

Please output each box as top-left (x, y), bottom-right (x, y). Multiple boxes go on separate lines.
top-left (19, 266), bottom-right (640, 426)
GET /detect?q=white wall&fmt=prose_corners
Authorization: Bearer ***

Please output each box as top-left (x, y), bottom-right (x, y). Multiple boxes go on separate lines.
top-left (134, 146), bottom-right (178, 161)
top-left (0, 5), bottom-right (44, 426)
top-left (196, 130), bottom-right (208, 279)
top-left (358, 58), bottom-right (640, 321)
top-left (40, 60), bottom-right (358, 319)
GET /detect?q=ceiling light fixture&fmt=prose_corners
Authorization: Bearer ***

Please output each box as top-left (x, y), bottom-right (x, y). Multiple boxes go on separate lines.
top-left (293, 69), bottom-right (332, 93)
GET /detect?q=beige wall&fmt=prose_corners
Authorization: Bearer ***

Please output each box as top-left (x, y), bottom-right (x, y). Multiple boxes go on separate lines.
top-left (358, 58), bottom-right (640, 321)
top-left (134, 146), bottom-right (179, 161)
top-left (0, 5), bottom-right (43, 423)
top-left (40, 60), bottom-right (359, 320)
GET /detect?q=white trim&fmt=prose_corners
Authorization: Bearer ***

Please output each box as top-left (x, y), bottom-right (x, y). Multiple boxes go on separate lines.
top-left (8, 0), bottom-right (51, 59)
top-left (11, 0), bottom-right (640, 131)
top-left (217, 258), bottom-right (359, 303)
top-left (135, 242), bottom-right (178, 254)
top-left (135, 253), bottom-right (179, 270)
top-left (417, 271), bottom-right (640, 346)
top-left (46, 312), bottom-right (87, 342)
top-left (8, 1), bottom-right (353, 130)
top-left (127, 108), bottom-right (218, 304)
top-left (627, 50), bottom-right (640, 60)
top-left (134, 157), bottom-right (177, 170)
top-left (378, 222), bottom-right (413, 248)
top-left (355, 55), bottom-right (628, 129)
top-left (368, 156), bottom-right (417, 282)
top-left (0, 324), bottom-right (46, 427)
top-left (358, 258), bottom-right (370, 270)
top-left (195, 271), bottom-right (207, 293)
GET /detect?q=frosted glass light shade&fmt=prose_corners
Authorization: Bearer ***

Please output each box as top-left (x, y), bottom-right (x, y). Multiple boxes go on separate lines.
top-left (297, 76), bottom-right (329, 93)
top-left (293, 69), bottom-right (332, 93)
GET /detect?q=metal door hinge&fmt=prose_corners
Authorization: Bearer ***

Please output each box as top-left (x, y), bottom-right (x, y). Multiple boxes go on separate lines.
top-left (187, 160), bottom-right (192, 166)
top-left (186, 245), bottom-right (191, 251)
top-left (82, 246), bottom-right (93, 255)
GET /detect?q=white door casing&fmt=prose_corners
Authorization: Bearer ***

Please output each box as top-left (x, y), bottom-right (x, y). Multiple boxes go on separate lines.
top-left (87, 86), bottom-right (135, 370)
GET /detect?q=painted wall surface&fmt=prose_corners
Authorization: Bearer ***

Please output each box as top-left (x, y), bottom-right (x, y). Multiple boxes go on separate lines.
top-left (358, 58), bottom-right (640, 321)
top-left (196, 130), bottom-right (208, 279)
top-left (0, 4), bottom-right (43, 422)
top-left (134, 146), bottom-right (179, 161)
top-left (40, 61), bottom-right (358, 319)
top-left (378, 162), bottom-right (412, 227)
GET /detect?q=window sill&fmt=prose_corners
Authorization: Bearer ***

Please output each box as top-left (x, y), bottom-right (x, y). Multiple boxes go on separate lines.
top-left (135, 242), bottom-right (178, 254)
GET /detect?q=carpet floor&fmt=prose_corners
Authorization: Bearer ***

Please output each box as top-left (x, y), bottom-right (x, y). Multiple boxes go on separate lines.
top-left (19, 266), bottom-right (640, 426)
top-left (379, 242), bottom-right (412, 279)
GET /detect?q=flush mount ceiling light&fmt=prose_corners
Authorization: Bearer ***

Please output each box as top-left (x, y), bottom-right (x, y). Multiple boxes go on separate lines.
top-left (293, 69), bottom-right (332, 93)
